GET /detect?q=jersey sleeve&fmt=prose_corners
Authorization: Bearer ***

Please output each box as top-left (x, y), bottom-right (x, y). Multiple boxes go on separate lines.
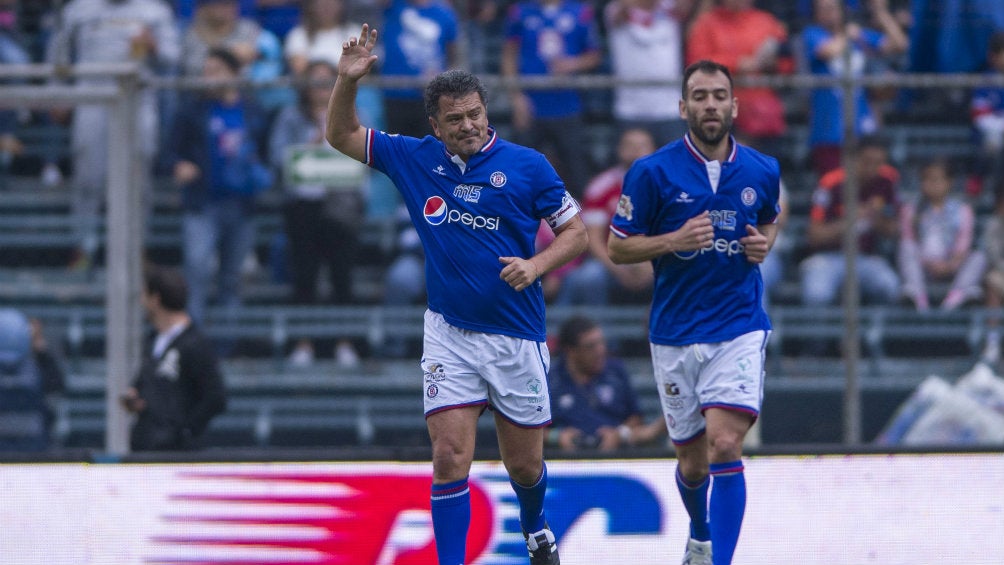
top-left (757, 156), bottom-right (782, 225)
top-left (610, 161), bottom-right (659, 238)
top-left (366, 129), bottom-right (421, 178)
top-left (531, 152), bottom-right (580, 229)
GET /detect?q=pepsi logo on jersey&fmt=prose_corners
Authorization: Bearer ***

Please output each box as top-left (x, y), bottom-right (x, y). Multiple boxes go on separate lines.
top-left (424, 196), bottom-right (450, 225)
top-left (423, 196), bottom-right (500, 230)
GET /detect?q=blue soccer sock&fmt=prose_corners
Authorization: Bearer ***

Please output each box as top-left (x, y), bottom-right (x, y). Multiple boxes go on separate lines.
top-left (709, 461), bottom-right (747, 565)
top-left (675, 466), bottom-right (710, 541)
top-left (509, 462), bottom-right (548, 534)
top-left (431, 478), bottom-right (471, 565)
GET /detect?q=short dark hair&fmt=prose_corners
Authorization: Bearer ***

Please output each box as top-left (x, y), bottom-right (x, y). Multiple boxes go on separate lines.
top-left (206, 46), bottom-right (242, 75)
top-left (919, 156), bottom-right (953, 177)
top-left (297, 59), bottom-right (337, 112)
top-left (682, 60), bottom-right (733, 100)
top-left (557, 315), bottom-right (600, 351)
top-left (144, 265), bottom-right (188, 312)
top-left (424, 69), bottom-right (488, 119)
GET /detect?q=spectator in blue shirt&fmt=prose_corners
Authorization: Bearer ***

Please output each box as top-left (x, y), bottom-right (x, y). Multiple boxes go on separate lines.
top-left (501, 0), bottom-right (602, 198)
top-left (379, 0), bottom-right (459, 137)
top-left (970, 31), bottom-right (1004, 197)
top-left (802, 0), bottom-right (907, 176)
top-left (170, 47), bottom-right (273, 326)
top-left (547, 315), bottom-right (665, 452)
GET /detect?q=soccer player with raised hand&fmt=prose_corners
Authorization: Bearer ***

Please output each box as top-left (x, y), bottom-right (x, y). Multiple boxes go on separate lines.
top-left (326, 24), bottom-right (588, 565)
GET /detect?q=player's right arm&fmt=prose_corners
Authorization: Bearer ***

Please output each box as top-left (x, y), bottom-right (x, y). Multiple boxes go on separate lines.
top-left (607, 211), bottom-right (714, 264)
top-left (325, 24), bottom-right (379, 163)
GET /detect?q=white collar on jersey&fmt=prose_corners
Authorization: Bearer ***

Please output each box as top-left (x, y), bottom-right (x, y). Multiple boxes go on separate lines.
top-left (684, 133), bottom-right (738, 194)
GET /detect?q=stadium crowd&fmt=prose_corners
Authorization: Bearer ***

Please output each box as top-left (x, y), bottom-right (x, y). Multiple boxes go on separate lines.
top-left (3, 0), bottom-right (1004, 366)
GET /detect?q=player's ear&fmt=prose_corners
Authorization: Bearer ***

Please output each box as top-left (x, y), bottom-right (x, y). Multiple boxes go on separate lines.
top-left (428, 116), bottom-right (440, 138)
top-left (732, 97), bottom-right (739, 119)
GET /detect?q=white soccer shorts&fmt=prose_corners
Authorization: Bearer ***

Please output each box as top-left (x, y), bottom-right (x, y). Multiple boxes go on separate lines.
top-left (421, 310), bottom-right (552, 427)
top-left (651, 330), bottom-right (769, 445)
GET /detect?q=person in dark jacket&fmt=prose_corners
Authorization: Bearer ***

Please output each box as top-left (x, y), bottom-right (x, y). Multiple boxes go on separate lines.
top-left (120, 265), bottom-right (227, 451)
top-left (169, 46), bottom-right (273, 325)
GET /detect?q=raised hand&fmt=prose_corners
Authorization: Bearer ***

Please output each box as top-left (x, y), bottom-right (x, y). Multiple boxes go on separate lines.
top-left (338, 24), bottom-right (379, 82)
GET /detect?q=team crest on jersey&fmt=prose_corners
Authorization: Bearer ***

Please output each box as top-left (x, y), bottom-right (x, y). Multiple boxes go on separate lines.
top-left (615, 194), bottom-right (634, 221)
top-left (741, 187), bottom-right (757, 206)
top-left (490, 171), bottom-right (507, 188)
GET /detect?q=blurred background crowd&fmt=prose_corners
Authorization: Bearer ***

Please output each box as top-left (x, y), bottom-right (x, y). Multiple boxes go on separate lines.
top-left (4, 0), bottom-right (1004, 450)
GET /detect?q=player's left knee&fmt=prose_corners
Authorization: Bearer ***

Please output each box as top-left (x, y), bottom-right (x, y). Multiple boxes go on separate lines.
top-left (506, 459), bottom-right (544, 486)
top-left (706, 431), bottom-right (745, 461)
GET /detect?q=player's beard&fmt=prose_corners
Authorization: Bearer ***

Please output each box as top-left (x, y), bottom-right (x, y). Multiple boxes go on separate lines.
top-left (688, 112), bottom-right (733, 147)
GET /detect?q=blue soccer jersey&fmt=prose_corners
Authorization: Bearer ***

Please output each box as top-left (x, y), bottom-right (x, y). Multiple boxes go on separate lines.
top-left (366, 127), bottom-right (580, 342)
top-left (610, 134), bottom-right (781, 346)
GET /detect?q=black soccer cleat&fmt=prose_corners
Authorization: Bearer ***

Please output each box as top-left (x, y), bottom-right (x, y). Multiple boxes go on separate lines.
top-left (524, 525), bottom-right (560, 565)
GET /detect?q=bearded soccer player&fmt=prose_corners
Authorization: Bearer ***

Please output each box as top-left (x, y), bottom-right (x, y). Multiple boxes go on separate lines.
top-left (608, 59), bottom-right (781, 565)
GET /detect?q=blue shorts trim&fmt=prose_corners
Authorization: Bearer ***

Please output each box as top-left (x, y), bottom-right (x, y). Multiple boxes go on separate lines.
top-left (701, 402), bottom-right (759, 421)
top-left (670, 427), bottom-right (706, 447)
top-left (424, 400), bottom-right (489, 418)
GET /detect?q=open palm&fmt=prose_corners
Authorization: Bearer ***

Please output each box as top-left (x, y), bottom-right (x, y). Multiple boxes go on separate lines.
top-left (338, 24), bottom-right (379, 81)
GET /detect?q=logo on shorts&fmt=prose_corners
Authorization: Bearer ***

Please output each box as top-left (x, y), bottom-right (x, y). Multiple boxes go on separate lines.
top-left (525, 378), bottom-right (547, 406)
top-left (526, 379), bottom-right (542, 395)
top-left (666, 414), bottom-right (676, 429)
top-left (426, 383), bottom-right (439, 398)
top-left (664, 382), bottom-right (680, 396)
top-left (424, 196), bottom-right (449, 225)
top-left (424, 363), bottom-right (446, 382)
top-left (490, 171), bottom-right (507, 188)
